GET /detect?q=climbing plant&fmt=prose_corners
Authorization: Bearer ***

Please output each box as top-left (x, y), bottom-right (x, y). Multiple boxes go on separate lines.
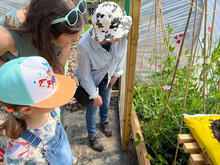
top-left (133, 25), bottom-right (220, 164)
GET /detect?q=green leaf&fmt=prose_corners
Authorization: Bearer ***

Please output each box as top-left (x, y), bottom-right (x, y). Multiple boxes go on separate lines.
top-left (132, 106), bottom-right (136, 112)
top-left (168, 24), bottom-right (173, 34)
top-left (185, 49), bottom-right (189, 55)
top-left (155, 132), bottom-right (160, 136)
top-left (149, 58), bottom-right (152, 64)
top-left (136, 132), bottom-right (141, 140)
top-left (133, 140), bottom-right (140, 147)
top-left (211, 54), bottom-right (220, 62)
top-left (157, 154), bottom-right (164, 161)
top-left (146, 153), bottom-right (154, 160)
top-left (199, 65), bottom-right (211, 80)
top-left (215, 93), bottom-right (220, 99)
top-left (169, 45), bottom-right (175, 52)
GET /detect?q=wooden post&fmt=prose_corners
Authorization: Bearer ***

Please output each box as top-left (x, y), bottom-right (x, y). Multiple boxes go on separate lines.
top-left (121, 0), bottom-right (141, 150)
top-left (203, 0), bottom-right (208, 114)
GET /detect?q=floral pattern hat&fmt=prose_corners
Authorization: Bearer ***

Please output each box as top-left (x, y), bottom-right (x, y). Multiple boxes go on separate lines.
top-left (90, 2), bottom-right (132, 42)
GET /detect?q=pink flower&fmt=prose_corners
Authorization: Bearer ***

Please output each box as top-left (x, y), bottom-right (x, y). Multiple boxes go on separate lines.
top-left (157, 65), bottom-right (162, 69)
top-left (208, 26), bottom-right (212, 32)
top-left (141, 72), bottom-right (145, 77)
top-left (163, 85), bottom-right (171, 91)
top-left (174, 35), bottom-right (178, 39)
top-left (176, 40), bottom-right (181, 44)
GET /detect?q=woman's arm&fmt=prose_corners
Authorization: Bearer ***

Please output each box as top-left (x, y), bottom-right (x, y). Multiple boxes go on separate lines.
top-left (0, 26), bottom-right (17, 67)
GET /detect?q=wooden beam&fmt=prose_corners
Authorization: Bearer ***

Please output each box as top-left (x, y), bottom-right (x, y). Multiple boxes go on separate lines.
top-left (121, 0), bottom-right (141, 150)
top-left (131, 111), bottom-right (151, 165)
top-left (177, 134), bottom-right (195, 143)
top-left (189, 154), bottom-right (208, 165)
top-left (178, 134), bottom-right (210, 164)
top-left (183, 142), bottom-right (201, 154)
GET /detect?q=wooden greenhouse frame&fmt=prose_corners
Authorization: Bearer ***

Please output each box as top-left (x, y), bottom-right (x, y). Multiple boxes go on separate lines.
top-left (118, 0), bottom-right (151, 164)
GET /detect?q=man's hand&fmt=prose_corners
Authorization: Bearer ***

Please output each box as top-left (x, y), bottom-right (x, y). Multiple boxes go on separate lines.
top-left (109, 76), bottom-right (118, 88)
top-left (93, 95), bottom-right (103, 107)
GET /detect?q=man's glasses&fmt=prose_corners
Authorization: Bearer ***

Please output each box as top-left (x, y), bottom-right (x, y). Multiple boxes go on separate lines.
top-left (51, 0), bottom-right (87, 26)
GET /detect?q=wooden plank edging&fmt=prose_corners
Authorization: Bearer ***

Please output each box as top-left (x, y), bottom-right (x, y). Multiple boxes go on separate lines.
top-left (177, 134), bottom-right (195, 143)
top-left (131, 111), bottom-right (151, 165)
top-left (178, 134), bottom-right (210, 164)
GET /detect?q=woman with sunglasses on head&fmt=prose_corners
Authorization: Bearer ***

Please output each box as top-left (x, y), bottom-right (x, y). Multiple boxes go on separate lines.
top-left (0, 0), bottom-right (87, 75)
top-left (0, 0), bottom-right (86, 163)
top-left (75, 2), bottom-right (132, 152)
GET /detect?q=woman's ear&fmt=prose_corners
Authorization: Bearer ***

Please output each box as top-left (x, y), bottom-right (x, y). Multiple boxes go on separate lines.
top-left (19, 106), bottom-right (33, 115)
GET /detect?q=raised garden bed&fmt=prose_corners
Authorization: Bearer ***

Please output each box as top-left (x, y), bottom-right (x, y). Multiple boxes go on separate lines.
top-left (131, 111), bottom-right (151, 165)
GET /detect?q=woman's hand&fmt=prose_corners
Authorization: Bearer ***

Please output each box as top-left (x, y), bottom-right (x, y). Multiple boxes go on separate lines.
top-left (93, 95), bottom-right (103, 107)
top-left (109, 76), bottom-right (118, 88)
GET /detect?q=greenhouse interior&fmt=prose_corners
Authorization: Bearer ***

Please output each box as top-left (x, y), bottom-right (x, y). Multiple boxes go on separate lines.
top-left (0, 0), bottom-right (219, 165)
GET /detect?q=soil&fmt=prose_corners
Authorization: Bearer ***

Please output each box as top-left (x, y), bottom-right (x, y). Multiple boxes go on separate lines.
top-left (210, 119), bottom-right (220, 143)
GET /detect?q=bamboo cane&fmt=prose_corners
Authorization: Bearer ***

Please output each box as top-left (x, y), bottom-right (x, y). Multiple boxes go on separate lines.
top-left (173, 0), bottom-right (199, 163)
top-left (157, 0), bottom-right (194, 131)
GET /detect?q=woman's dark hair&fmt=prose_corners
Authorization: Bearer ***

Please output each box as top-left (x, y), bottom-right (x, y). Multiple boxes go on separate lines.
top-left (0, 104), bottom-right (27, 139)
top-left (4, 0), bottom-right (86, 72)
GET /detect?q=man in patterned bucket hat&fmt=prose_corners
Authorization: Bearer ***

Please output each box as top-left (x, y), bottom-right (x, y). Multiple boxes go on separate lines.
top-left (90, 2), bottom-right (132, 41)
top-left (75, 1), bottom-right (132, 152)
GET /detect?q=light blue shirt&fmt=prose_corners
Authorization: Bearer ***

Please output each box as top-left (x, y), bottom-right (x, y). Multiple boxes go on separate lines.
top-left (75, 28), bottom-right (128, 99)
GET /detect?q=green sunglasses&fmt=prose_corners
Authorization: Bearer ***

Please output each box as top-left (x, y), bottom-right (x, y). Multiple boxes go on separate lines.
top-left (51, 0), bottom-right (87, 26)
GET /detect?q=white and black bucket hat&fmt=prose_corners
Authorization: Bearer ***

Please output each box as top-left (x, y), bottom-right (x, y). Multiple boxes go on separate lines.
top-left (89, 2), bottom-right (132, 42)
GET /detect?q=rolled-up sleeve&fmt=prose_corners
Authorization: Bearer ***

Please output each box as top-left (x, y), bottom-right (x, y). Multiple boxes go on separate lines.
top-left (78, 46), bottom-right (98, 99)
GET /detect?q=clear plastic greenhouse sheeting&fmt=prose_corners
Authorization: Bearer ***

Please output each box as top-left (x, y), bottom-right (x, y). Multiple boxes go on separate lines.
top-left (197, 0), bottom-right (220, 54)
top-left (136, 0), bottom-right (204, 78)
top-left (0, 0), bottom-right (28, 16)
